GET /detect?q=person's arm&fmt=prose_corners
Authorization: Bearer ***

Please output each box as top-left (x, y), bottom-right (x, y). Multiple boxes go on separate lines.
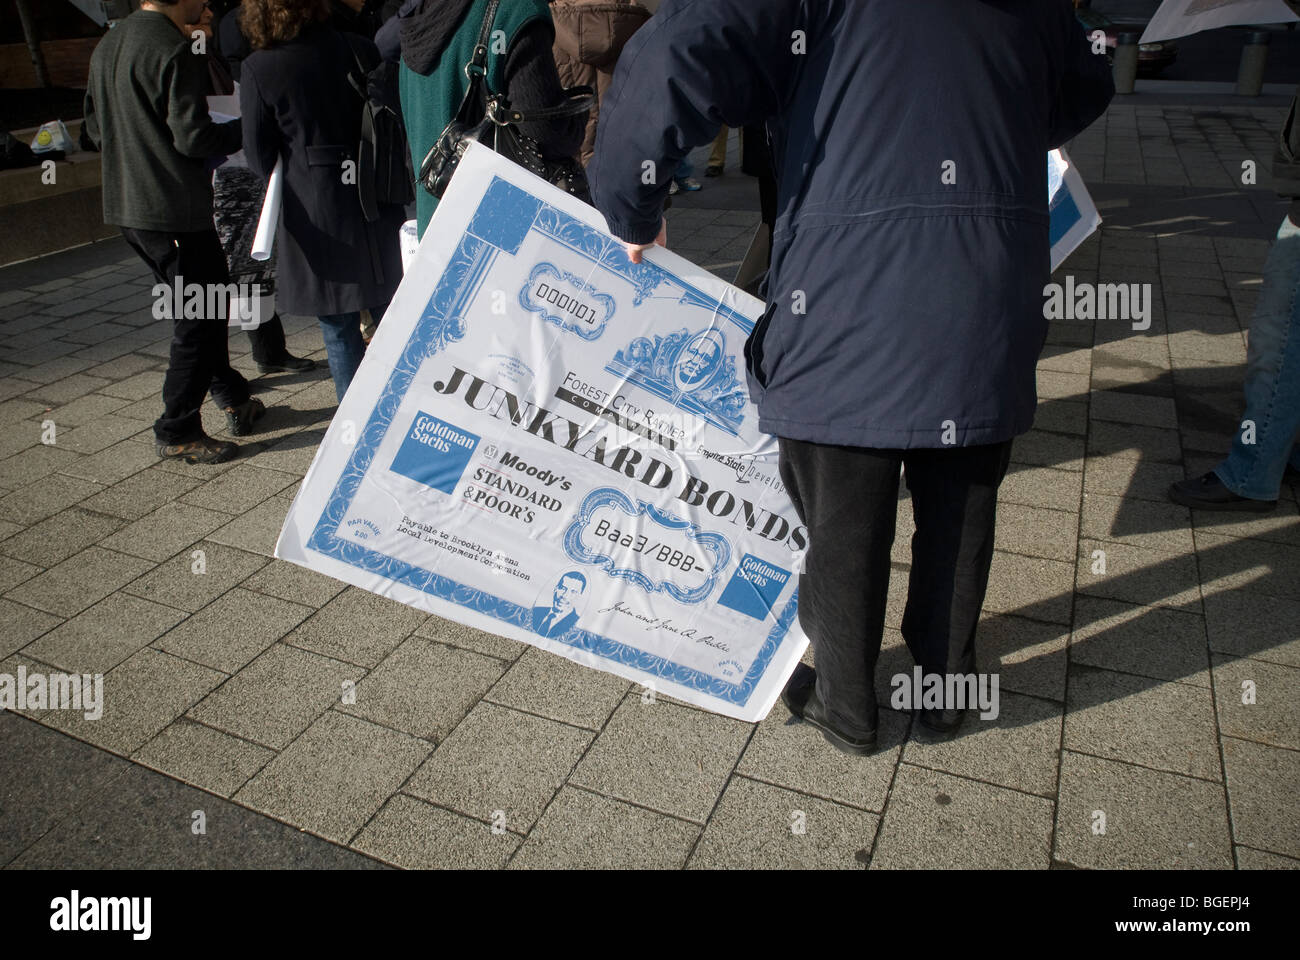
top-left (1048, 2), bottom-right (1114, 149)
top-left (586, 0), bottom-right (803, 248)
top-left (503, 18), bottom-right (585, 163)
top-left (237, 61), bottom-right (280, 179)
top-left (82, 83), bottom-right (102, 149)
top-left (163, 46), bottom-right (242, 158)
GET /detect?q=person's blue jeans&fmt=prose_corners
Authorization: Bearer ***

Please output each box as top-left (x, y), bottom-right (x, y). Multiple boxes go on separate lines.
top-left (1214, 214), bottom-right (1300, 500)
top-left (317, 304), bottom-right (385, 402)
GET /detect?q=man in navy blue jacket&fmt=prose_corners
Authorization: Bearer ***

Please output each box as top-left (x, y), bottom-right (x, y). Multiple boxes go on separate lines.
top-left (589, 0), bottom-right (1112, 752)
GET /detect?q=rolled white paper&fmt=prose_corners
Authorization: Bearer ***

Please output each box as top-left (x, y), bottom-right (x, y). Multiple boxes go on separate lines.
top-left (251, 156), bottom-right (283, 262)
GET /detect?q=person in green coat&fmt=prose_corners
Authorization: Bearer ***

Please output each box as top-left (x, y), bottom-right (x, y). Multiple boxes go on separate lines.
top-left (395, 0), bottom-right (585, 237)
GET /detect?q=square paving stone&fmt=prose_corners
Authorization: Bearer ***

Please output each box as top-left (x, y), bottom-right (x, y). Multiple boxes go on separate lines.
top-left (0, 473), bottom-right (102, 525)
top-left (1081, 493), bottom-right (1194, 554)
top-left (404, 701), bottom-right (591, 832)
top-left (0, 507), bottom-right (123, 568)
top-left (737, 694), bottom-right (908, 813)
top-left (1088, 421), bottom-right (1184, 464)
top-left (687, 776), bottom-right (878, 869)
top-left (0, 598), bottom-right (62, 659)
top-left (1221, 737), bottom-right (1300, 860)
top-left (101, 501), bottom-right (232, 562)
top-left (21, 592), bottom-right (185, 675)
top-left (205, 495), bottom-right (293, 557)
top-left (1034, 399), bottom-right (1087, 435)
top-left (994, 502), bottom-right (1078, 562)
top-left (1071, 596), bottom-right (1210, 685)
top-left (415, 614), bottom-right (529, 661)
top-left (155, 587), bottom-right (314, 673)
top-left (286, 586), bottom-right (427, 668)
top-left (4, 545), bottom-right (154, 616)
top-left (0, 444), bottom-right (80, 489)
top-left (187, 642), bottom-right (365, 750)
top-left (78, 467), bottom-right (201, 521)
top-left (122, 540), bottom-right (268, 613)
top-left (1076, 538), bottom-right (1202, 612)
top-left (976, 613), bottom-right (1068, 702)
top-left (1234, 847), bottom-right (1300, 869)
top-left (1192, 498), bottom-right (1300, 547)
top-left (56, 438), bottom-right (158, 485)
top-left (870, 764), bottom-right (1054, 869)
top-left (1085, 456), bottom-right (1186, 502)
top-left (233, 711), bottom-right (431, 844)
top-left (998, 464), bottom-right (1082, 513)
top-left (982, 550), bottom-right (1075, 625)
top-left (1194, 531), bottom-right (1300, 602)
top-left (568, 695), bottom-right (751, 823)
top-left (1064, 665), bottom-right (1220, 780)
top-left (486, 646), bottom-right (630, 730)
top-left (45, 647), bottom-right (225, 755)
top-left (1054, 751), bottom-right (1232, 869)
top-left (1202, 588), bottom-right (1300, 668)
top-left (0, 554), bottom-right (41, 595)
top-left (240, 557), bottom-right (346, 607)
top-left (180, 463), bottom-right (298, 514)
top-left (509, 786), bottom-right (699, 869)
top-left (132, 717), bottom-right (274, 797)
top-left (903, 690), bottom-right (1062, 797)
top-left (1010, 430), bottom-right (1086, 472)
top-left (1211, 655), bottom-right (1299, 751)
top-left (98, 369), bottom-right (165, 401)
top-left (51, 415), bottom-right (146, 456)
top-left (1090, 390), bottom-right (1178, 428)
top-left (337, 637), bottom-right (504, 741)
top-left (351, 794), bottom-right (518, 869)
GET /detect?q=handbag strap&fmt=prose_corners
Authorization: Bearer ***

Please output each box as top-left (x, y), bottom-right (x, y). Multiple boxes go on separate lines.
top-left (466, 0), bottom-right (500, 83)
top-left (487, 85), bottom-right (596, 125)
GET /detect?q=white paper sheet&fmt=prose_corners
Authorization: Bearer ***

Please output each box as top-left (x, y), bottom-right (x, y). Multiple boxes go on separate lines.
top-left (250, 157), bottom-right (283, 262)
top-left (1140, 0), bottom-right (1297, 44)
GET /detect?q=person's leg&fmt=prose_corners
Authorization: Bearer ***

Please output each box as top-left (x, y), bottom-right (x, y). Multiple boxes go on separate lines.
top-left (317, 311), bottom-right (367, 401)
top-left (707, 127), bottom-right (728, 174)
top-left (175, 230), bottom-right (251, 413)
top-left (900, 440), bottom-right (1013, 684)
top-left (1212, 215), bottom-right (1300, 500)
top-left (246, 312), bottom-right (287, 364)
top-left (778, 437), bottom-right (902, 737)
top-left (121, 227), bottom-right (212, 445)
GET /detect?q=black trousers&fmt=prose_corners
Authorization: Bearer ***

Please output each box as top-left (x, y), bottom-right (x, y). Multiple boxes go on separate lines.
top-left (121, 227), bottom-right (251, 443)
top-left (777, 436), bottom-right (1014, 737)
top-left (245, 312), bottom-right (288, 363)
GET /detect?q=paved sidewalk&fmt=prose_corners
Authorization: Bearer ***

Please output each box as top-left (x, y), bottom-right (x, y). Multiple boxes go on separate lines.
top-left (1, 101), bottom-right (1297, 870)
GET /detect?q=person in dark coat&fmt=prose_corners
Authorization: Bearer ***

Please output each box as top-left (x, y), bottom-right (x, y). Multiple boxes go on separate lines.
top-left (239, 0), bottom-right (407, 401)
top-left (84, 0), bottom-right (267, 465)
top-left (589, 0), bottom-right (1113, 753)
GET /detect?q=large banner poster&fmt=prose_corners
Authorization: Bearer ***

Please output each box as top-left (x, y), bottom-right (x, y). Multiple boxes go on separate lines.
top-left (276, 143), bottom-right (809, 722)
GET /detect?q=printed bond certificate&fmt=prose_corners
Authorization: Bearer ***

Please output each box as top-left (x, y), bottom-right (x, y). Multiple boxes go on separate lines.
top-left (276, 143), bottom-right (809, 722)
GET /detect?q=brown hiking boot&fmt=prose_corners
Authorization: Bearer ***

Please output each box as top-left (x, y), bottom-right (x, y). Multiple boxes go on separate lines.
top-left (156, 434), bottom-right (238, 465)
top-left (222, 397), bottom-right (267, 437)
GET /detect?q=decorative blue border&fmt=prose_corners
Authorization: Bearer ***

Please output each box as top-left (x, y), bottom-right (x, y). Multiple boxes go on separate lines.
top-left (306, 175), bottom-right (792, 707)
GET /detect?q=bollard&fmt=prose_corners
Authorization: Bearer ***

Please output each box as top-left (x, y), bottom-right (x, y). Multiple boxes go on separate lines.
top-left (1113, 33), bottom-right (1139, 95)
top-left (1236, 30), bottom-right (1270, 97)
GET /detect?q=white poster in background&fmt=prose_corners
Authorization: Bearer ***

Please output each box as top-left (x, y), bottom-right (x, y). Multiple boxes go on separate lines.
top-left (1140, 0), bottom-right (1297, 43)
top-left (276, 142), bottom-right (809, 722)
top-left (1049, 148), bottom-right (1101, 271)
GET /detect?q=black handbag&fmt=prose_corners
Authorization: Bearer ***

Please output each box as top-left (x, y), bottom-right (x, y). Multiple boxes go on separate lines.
top-left (418, 0), bottom-right (594, 201)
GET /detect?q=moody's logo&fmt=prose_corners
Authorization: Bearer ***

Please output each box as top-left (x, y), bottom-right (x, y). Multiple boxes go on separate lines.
top-left (605, 327), bottom-right (747, 437)
top-left (389, 411), bottom-right (479, 494)
top-left (519, 261), bottom-right (615, 340)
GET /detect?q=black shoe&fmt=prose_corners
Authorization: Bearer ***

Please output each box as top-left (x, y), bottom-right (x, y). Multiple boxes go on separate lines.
top-left (256, 354), bottom-right (315, 374)
top-left (705, 164), bottom-right (723, 177)
top-left (1168, 472), bottom-right (1276, 513)
top-left (781, 663), bottom-right (878, 755)
top-left (914, 707), bottom-right (967, 742)
top-left (156, 434), bottom-right (238, 465)
top-left (222, 397), bottom-right (267, 437)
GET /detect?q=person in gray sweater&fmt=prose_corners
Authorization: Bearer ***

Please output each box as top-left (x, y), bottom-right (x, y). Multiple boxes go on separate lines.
top-left (85, 0), bottom-right (268, 464)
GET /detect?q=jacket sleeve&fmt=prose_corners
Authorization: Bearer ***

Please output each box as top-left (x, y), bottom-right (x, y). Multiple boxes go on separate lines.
top-left (163, 44), bottom-right (242, 159)
top-left (238, 61), bottom-right (280, 180)
top-left (587, 0), bottom-right (804, 244)
top-left (505, 18), bottom-right (587, 163)
top-left (1048, 3), bottom-right (1114, 149)
top-left (82, 86), bottom-right (102, 149)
